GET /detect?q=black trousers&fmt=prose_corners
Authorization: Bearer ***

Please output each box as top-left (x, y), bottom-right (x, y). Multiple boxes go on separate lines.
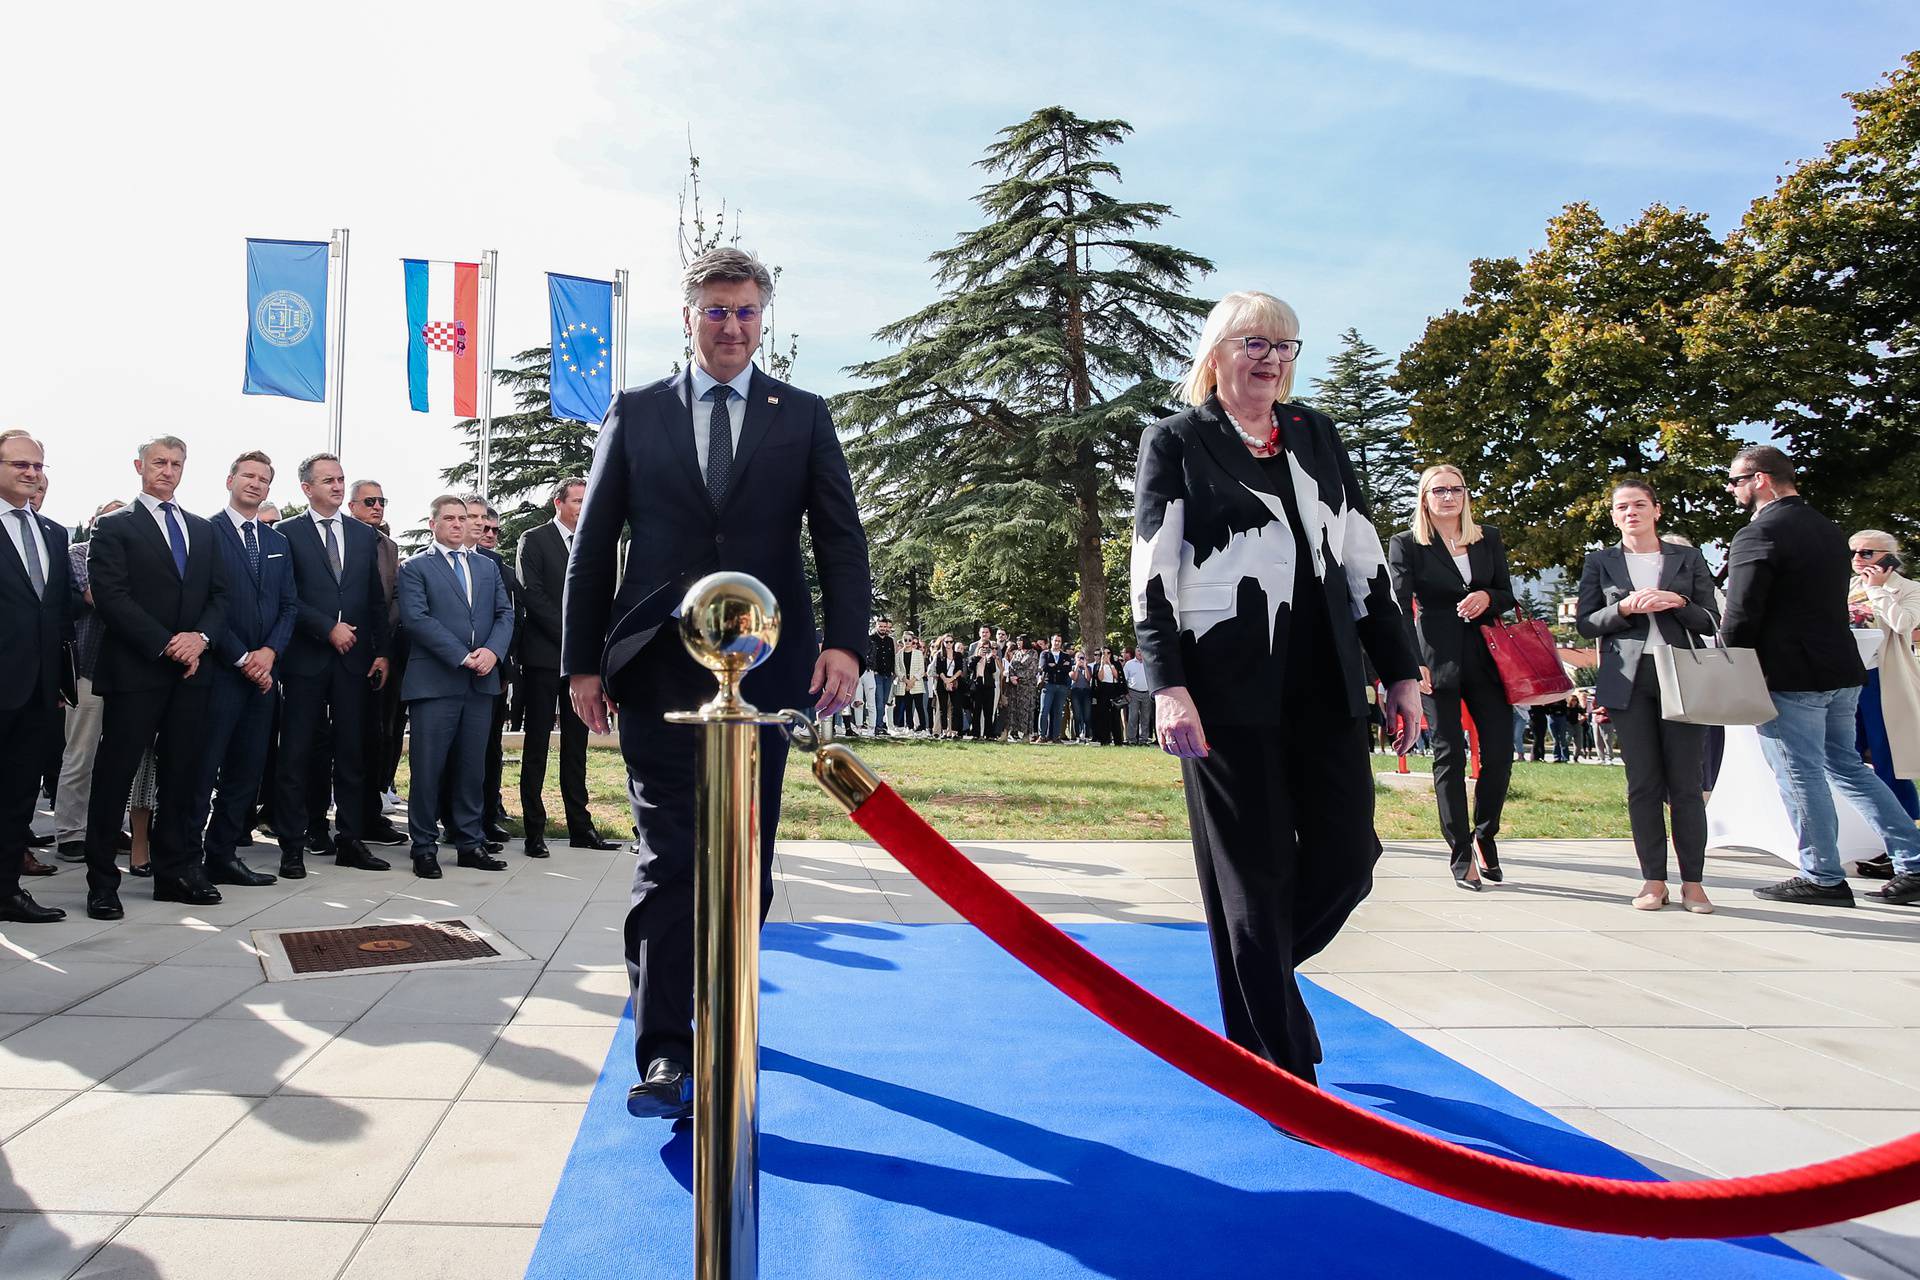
top-left (1182, 716), bottom-right (1379, 1084)
top-left (276, 663), bottom-right (369, 850)
top-left (193, 669), bottom-right (277, 863)
top-left (620, 631), bottom-right (783, 1072)
top-left (0, 694), bottom-right (57, 893)
top-left (361, 644), bottom-right (406, 830)
top-left (520, 665), bottom-right (594, 842)
top-left (1610, 655), bottom-right (1708, 882)
top-left (1429, 674), bottom-right (1514, 878)
top-left (483, 689), bottom-right (509, 829)
top-left (85, 681), bottom-right (210, 894)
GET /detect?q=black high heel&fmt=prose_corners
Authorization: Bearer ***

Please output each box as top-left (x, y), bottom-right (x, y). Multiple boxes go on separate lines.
top-left (1476, 837), bottom-right (1503, 883)
top-left (1453, 873), bottom-right (1482, 892)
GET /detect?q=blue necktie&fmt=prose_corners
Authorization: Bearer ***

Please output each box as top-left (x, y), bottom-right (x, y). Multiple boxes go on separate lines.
top-left (452, 549), bottom-right (470, 601)
top-left (706, 385), bottom-right (733, 507)
top-left (242, 520), bottom-right (260, 581)
top-left (159, 501), bottom-right (188, 577)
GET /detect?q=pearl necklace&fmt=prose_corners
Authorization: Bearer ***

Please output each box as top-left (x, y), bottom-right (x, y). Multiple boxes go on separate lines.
top-left (1226, 407), bottom-right (1279, 453)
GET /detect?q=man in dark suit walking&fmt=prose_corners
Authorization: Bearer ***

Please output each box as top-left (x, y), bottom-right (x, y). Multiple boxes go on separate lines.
top-left (515, 476), bottom-right (615, 857)
top-left (0, 430), bottom-right (71, 923)
top-left (82, 435), bottom-right (229, 918)
top-left (1722, 444), bottom-right (1920, 907)
top-left (398, 495), bottom-right (514, 878)
top-left (566, 247), bottom-right (871, 1119)
top-left (188, 451), bottom-right (297, 888)
top-left (275, 453), bottom-right (391, 879)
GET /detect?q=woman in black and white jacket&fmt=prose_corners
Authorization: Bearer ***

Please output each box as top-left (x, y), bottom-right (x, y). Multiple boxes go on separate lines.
top-left (1132, 289), bottom-right (1420, 1087)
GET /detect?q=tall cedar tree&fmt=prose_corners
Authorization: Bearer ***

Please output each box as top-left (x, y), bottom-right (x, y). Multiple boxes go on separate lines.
top-left (447, 346), bottom-right (596, 554)
top-left (1394, 202), bottom-right (1743, 574)
top-left (1310, 328), bottom-right (1416, 529)
top-left (1692, 51), bottom-right (1920, 542)
top-left (833, 107), bottom-right (1211, 648)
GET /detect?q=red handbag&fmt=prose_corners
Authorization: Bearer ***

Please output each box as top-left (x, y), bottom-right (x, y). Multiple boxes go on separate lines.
top-left (1480, 608), bottom-right (1575, 707)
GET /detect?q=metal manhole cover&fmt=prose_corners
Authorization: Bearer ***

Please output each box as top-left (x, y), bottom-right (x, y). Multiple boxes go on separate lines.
top-left (251, 917), bottom-right (529, 981)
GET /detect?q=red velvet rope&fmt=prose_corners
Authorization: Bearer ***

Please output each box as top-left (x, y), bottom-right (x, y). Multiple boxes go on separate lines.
top-left (850, 782), bottom-right (1920, 1238)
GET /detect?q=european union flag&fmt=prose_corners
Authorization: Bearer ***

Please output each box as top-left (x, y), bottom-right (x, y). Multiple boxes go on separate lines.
top-left (244, 238), bottom-right (329, 402)
top-left (548, 273), bottom-right (616, 424)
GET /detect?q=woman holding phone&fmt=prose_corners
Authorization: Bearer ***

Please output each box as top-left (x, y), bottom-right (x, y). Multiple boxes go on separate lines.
top-left (1849, 531), bottom-right (1920, 872)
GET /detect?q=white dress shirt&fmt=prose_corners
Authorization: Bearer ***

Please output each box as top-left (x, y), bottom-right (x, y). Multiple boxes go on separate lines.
top-left (312, 510), bottom-right (351, 574)
top-left (135, 491), bottom-right (190, 554)
top-left (1625, 550), bottom-right (1668, 649)
top-left (550, 518), bottom-right (575, 555)
top-left (1123, 656), bottom-right (1149, 693)
top-left (685, 361), bottom-right (755, 477)
top-left (435, 542), bottom-right (473, 606)
top-left (0, 496), bottom-right (48, 587)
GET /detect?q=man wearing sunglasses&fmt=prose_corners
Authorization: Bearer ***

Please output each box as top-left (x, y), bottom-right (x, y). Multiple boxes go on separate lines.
top-left (565, 246), bottom-right (872, 1120)
top-left (349, 479), bottom-right (410, 848)
top-left (1720, 444), bottom-right (1920, 906)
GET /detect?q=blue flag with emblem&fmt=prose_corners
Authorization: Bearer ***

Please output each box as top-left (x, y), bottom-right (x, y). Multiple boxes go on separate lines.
top-left (244, 238), bottom-right (329, 402)
top-left (548, 272), bottom-right (616, 424)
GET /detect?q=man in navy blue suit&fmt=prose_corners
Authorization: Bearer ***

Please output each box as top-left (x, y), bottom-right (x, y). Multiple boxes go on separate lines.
top-left (398, 495), bottom-right (515, 878)
top-left (275, 452), bottom-right (391, 879)
top-left (187, 451), bottom-right (297, 888)
top-left (564, 247), bottom-right (871, 1119)
top-left (0, 429), bottom-right (71, 924)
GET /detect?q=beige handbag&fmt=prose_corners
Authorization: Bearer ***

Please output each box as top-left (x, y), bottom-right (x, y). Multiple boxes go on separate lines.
top-left (1653, 629), bottom-right (1777, 726)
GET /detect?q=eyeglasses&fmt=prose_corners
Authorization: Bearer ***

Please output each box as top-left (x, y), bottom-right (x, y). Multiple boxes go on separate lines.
top-left (1235, 337), bottom-right (1303, 363)
top-left (1853, 548), bottom-right (1890, 558)
top-left (693, 305), bottom-right (762, 324)
top-left (483, 524), bottom-right (500, 535)
top-left (1429, 485), bottom-right (1467, 498)
top-left (1727, 472), bottom-right (1761, 487)
top-left (2, 460), bottom-right (47, 474)
top-left (356, 496), bottom-right (388, 507)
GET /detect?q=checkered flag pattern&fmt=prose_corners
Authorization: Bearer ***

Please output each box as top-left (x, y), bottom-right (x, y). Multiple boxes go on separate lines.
top-left (421, 320), bottom-right (466, 354)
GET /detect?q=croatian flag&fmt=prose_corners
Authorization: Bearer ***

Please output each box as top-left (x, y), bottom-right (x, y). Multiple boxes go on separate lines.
top-left (403, 258), bottom-right (479, 415)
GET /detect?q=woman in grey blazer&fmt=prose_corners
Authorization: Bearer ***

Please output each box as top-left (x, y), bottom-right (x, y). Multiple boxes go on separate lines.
top-left (1575, 478), bottom-right (1722, 912)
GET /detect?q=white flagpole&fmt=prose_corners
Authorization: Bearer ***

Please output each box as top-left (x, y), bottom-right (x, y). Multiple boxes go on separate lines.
top-left (478, 249), bottom-right (499, 498)
top-left (612, 268), bottom-right (629, 409)
top-left (327, 228), bottom-right (350, 455)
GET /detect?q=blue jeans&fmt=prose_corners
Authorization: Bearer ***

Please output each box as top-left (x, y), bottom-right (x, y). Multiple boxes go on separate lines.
top-left (1756, 687), bottom-right (1920, 884)
top-left (1040, 685), bottom-right (1067, 741)
top-left (871, 675), bottom-right (894, 732)
top-left (1070, 688), bottom-right (1093, 740)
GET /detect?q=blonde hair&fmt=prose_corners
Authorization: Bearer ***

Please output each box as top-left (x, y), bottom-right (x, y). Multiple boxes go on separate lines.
top-left (1181, 291), bottom-right (1302, 406)
top-left (1852, 529), bottom-right (1901, 553)
top-left (1410, 464), bottom-right (1483, 547)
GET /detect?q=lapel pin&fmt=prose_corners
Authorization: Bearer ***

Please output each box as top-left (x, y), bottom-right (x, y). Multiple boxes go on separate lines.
top-left (767, 396), bottom-right (780, 404)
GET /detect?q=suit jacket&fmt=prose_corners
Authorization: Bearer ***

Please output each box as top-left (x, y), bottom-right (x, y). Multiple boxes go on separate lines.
top-left (207, 514), bottom-right (297, 667)
top-left (1386, 526), bottom-right (1518, 691)
top-left (0, 507), bottom-right (72, 711)
top-left (1574, 542), bottom-right (1721, 710)
top-left (1720, 495), bottom-right (1864, 692)
top-left (280, 511), bottom-right (389, 678)
top-left (1130, 397), bottom-right (1418, 725)
top-left (397, 547), bottom-right (514, 701)
top-left (87, 500), bottom-right (228, 694)
top-left (475, 545), bottom-right (522, 684)
top-left (564, 365), bottom-right (872, 711)
top-left (516, 521), bottom-right (569, 673)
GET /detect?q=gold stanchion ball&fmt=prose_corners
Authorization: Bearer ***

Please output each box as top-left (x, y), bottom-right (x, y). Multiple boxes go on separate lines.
top-left (678, 572), bottom-right (781, 676)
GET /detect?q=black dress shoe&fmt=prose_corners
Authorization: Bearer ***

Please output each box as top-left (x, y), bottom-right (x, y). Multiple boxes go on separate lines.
top-left (627, 1058), bottom-right (693, 1119)
top-left (456, 848), bottom-right (508, 871)
top-left (1754, 875), bottom-right (1855, 907)
top-left (363, 824), bottom-right (407, 847)
top-left (0, 889), bottom-right (64, 923)
top-left (21, 851), bottom-right (57, 876)
top-left (524, 838), bottom-right (550, 860)
top-left (334, 840), bottom-right (391, 871)
top-left (278, 851), bottom-right (307, 879)
top-left (1453, 874), bottom-right (1483, 892)
top-left (483, 825), bottom-right (513, 844)
top-left (1476, 837), bottom-right (1503, 883)
top-left (28, 831), bottom-right (54, 847)
top-left (569, 832), bottom-right (621, 851)
top-left (127, 862), bottom-right (153, 878)
top-left (206, 857), bottom-right (276, 887)
top-left (1856, 854), bottom-right (1896, 881)
top-left (57, 840), bottom-right (87, 863)
top-left (153, 875), bottom-right (222, 906)
top-left (86, 893), bottom-right (124, 920)
top-left (412, 852), bottom-right (443, 879)
top-left (484, 840), bottom-right (505, 855)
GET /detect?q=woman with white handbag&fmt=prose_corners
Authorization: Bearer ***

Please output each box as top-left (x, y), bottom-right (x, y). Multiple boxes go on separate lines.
top-left (1575, 478), bottom-right (1723, 913)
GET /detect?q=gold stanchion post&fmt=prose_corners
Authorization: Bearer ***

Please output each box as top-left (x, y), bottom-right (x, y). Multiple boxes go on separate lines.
top-left (666, 572), bottom-right (786, 1280)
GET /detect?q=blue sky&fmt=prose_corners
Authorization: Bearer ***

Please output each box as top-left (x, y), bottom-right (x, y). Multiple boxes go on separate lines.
top-left (4, 1), bottom-right (1916, 530)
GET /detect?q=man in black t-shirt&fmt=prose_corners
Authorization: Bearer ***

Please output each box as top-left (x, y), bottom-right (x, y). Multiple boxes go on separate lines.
top-left (868, 618), bottom-right (896, 736)
top-left (1039, 634), bottom-right (1072, 742)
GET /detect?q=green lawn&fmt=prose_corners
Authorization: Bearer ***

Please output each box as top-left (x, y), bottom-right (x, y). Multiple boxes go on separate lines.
top-left (476, 739), bottom-right (1634, 843)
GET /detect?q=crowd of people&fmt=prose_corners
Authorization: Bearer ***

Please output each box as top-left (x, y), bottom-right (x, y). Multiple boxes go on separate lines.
top-left (0, 435), bottom-right (618, 927)
top-left (837, 623), bottom-right (1158, 745)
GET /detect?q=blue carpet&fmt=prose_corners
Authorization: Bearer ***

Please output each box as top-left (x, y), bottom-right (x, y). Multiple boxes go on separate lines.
top-left (527, 924), bottom-right (1831, 1279)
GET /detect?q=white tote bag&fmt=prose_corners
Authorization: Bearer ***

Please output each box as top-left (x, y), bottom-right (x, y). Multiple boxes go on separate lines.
top-left (1653, 630), bottom-right (1777, 726)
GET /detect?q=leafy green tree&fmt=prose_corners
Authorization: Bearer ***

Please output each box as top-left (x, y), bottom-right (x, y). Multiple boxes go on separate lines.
top-left (1309, 327), bottom-right (1416, 528)
top-left (449, 346), bottom-right (597, 554)
top-left (835, 107), bottom-right (1212, 648)
top-left (1692, 52), bottom-right (1920, 542)
top-left (1394, 202), bottom-right (1744, 573)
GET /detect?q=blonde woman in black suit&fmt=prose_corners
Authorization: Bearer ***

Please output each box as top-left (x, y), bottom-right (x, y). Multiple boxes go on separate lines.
top-left (1387, 465), bottom-right (1516, 890)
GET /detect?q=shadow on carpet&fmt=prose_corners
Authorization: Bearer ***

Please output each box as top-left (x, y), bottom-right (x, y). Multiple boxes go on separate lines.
top-left (526, 923), bottom-right (1829, 1279)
